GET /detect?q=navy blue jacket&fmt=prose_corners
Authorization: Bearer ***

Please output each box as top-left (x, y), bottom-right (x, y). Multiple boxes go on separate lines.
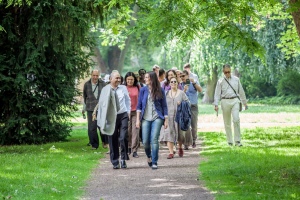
top-left (136, 86), bottom-right (168, 121)
top-left (175, 100), bottom-right (191, 131)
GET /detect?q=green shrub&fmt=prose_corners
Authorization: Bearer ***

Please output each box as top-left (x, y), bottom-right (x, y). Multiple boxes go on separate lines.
top-left (277, 70), bottom-right (300, 96)
top-left (0, 1), bottom-right (104, 145)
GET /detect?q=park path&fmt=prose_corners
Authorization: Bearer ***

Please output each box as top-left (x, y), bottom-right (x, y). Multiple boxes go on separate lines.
top-left (81, 140), bottom-right (214, 200)
top-left (79, 112), bottom-right (300, 200)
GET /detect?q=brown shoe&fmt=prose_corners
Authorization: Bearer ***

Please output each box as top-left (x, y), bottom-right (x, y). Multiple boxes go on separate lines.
top-left (178, 148), bottom-right (183, 157)
top-left (167, 154), bottom-right (174, 159)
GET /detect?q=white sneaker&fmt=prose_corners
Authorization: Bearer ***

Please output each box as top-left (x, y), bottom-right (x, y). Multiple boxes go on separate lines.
top-left (152, 164), bottom-right (158, 170)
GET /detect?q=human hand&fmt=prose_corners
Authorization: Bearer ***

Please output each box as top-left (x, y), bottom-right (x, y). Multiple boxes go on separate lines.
top-left (92, 114), bottom-right (96, 121)
top-left (136, 121), bottom-right (140, 129)
top-left (214, 105), bottom-right (218, 112)
top-left (164, 120), bottom-right (168, 129)
top-left (184, 85), bottom-right (189, 91)
top-left (190, 78), bottom-right (195, 83)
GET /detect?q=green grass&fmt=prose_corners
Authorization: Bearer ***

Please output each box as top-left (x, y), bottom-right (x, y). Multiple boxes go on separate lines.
top-left (199, 103), bottom-right (300, 114)
top-left (199, 127), bottom-right (300, 200)
top-left (0, 128), bottom-right (106, 200)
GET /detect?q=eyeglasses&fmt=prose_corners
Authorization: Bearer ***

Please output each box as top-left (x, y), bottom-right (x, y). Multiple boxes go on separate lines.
top-left (170, 81), bottom-right (177, 83)
top-left (224, 71), bottom-right (231, 74)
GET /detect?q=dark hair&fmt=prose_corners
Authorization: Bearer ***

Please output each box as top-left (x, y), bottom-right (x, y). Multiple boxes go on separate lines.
top-left (159, 69), bottom-right (165, 77)
top-left (183, 63), bottom-right (191, 69)
top-left (147, 71), bottom-right (163, 100)
top-left (165, 69), bottom-right (177, 86)
top-left (182, 70), bottom-right (189, 75)
top-left (138, 69), bottom-right (146, 75)
top-left (124, 72), bottom-right (139, 88)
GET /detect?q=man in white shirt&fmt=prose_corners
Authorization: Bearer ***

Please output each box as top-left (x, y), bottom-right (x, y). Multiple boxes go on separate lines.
top-left (213, 64), bottom-right (248, 146)
top-left (108, 71), bottom-right (131, 169)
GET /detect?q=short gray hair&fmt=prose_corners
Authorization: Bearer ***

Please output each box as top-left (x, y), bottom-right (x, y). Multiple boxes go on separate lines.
top-left (223, 64), bottom-right (231, 69)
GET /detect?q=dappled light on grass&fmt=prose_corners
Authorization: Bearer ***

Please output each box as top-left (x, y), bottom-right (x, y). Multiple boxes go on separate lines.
top-left (0, 129), bottom-right (106, 200)
top-left (199, 127), bottom-right (300, 200)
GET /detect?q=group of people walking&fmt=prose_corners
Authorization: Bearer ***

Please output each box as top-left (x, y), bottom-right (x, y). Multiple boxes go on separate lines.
top-left (82, 63), bottom-right (247, 170)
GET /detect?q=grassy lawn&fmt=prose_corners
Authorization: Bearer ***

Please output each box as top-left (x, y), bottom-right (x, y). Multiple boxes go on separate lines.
top-left (199, 103), bottom-right (300, 114)
top-left (199, 127), bottom-right (300, 200)
top-left (0, 127), bottom-right (106, 200)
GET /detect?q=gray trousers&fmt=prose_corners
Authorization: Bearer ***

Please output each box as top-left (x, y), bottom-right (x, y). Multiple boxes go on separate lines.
top-left (221, 98), bottom-right (241, 143)
top-left (184, 104), bottom-right (198, 146)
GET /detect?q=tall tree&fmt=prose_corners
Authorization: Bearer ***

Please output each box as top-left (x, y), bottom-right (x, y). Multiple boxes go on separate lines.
top-left (0, 0), bottom-right (107, 144)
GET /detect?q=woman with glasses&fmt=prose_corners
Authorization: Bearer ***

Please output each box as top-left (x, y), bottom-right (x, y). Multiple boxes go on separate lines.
top-left (160, 77), bottom-right (190, 158)
top-left (136, 71), bottom-right (168, 170)
top-left (161, 69), bottom-right (183, 91)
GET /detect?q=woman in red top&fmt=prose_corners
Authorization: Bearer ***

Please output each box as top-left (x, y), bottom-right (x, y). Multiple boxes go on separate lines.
top-left (124, 72), bottom-right (140, 158)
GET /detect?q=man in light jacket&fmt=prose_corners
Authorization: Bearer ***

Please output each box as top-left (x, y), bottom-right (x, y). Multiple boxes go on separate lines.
top-left (97, 71), bottom-right (131, 169)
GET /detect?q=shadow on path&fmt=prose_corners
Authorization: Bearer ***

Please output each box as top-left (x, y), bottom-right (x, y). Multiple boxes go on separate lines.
top-left (81, 140), bottom-right (214, 200)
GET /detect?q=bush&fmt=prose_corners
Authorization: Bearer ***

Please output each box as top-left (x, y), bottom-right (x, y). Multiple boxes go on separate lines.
top-left (277, 70), bottom-right (300, 96)
top-left (0, 1), bottom-right (104, 145)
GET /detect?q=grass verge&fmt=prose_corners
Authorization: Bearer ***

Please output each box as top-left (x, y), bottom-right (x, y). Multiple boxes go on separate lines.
top-left (0, 128), bottom-right (106, 200)
top-left (199, 103), bottom-right (300, 114)
top-left (199, 126), bottom-right (300, 200)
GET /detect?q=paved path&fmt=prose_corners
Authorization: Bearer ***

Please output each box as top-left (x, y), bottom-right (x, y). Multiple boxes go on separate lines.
top-left (81, 140), bottom-right (214, 200)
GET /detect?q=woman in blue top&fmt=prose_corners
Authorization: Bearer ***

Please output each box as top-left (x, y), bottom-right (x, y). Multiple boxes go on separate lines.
top-left (136, 71), bottom-right (168, 170)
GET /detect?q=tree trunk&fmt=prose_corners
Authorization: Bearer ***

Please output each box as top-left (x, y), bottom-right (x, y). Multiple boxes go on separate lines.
top-left (118, 4), bottom-right (139, 73)
top-left (93, 47), bottom-right (108, 73)
top-left (202, 65), bottom-right (218, 104)
top-left (107, 45), bottom-right (121, 72)
top-left (290, 0), bottom-right (300, 39)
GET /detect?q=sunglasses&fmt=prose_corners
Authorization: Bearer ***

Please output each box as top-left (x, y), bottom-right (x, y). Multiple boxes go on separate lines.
top-left (170, 81), bottom-right (177, 83)
top-left (224, 71), bottom-right (231, 74)
top-left (180, 75), bottom-right (185, 78)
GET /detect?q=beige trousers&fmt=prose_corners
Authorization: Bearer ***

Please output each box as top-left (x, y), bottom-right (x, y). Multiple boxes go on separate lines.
top-left (128, 111), bottom-right (140, 152)
top-left (221, 98), bottom-right (241, 144)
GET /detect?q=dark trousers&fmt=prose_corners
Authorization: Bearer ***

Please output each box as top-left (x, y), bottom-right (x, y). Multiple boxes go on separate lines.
top-left (108, 112), bottom-right (129, 166)
top-left (87, 111), bottom-right (99, 148)
top-left (100, 131), bottom-right (108, 145)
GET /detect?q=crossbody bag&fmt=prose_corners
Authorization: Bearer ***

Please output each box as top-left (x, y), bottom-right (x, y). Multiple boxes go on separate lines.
top-left (224, 78), bottom-right (242, 112)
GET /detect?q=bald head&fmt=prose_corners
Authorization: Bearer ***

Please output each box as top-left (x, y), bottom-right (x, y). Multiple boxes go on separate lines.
top-left (110, 71), bottom-right (121, 88)
top-left (91, 69), bottom-right (99, 84)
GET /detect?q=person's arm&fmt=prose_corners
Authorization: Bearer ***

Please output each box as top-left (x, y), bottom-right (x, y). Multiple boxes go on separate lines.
top-left (92, 104), bottom-right (99, 121)
top-left (136, 88), bottom-right (143, 129)
top-left (213, 80), bottom-right (222, 112)
top-left (161, 89), bottom-right (168, 129)
top-left (82, 84), bottom-right (87, 115)
top-left (238, 80), bottom-right (247, 109)
top-left (136, 111), bottom-right (141, 129)
top-left (191, 79), bottom-right (202, 92)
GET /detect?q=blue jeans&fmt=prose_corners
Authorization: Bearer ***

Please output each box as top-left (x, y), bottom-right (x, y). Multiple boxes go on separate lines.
top-left (142, 118), bottom-right (164, 165)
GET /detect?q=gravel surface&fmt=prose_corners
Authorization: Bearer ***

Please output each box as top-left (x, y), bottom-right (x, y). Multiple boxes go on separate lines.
top-left (81, 140), bottom-right (214, 200)
top-left (79, 112), bottom-right (300, 200)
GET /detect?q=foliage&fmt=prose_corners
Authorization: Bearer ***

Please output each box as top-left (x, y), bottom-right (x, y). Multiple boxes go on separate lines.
top-left (0, 0), bottom-right (107, 144)
top-left (0, 128), bottom-right (106, 200)
top-left (241, 75), bottom-right (277, 98)
top-left (250, 95), bottom-right (300, 105)
top-left (199, 127), bottom-right (300, 200)
top-left (277, 70), bottom-right (300, 96)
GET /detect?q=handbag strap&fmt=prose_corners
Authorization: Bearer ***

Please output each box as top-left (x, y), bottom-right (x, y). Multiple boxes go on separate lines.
top-left (224, 78), bottom-right (241, 101)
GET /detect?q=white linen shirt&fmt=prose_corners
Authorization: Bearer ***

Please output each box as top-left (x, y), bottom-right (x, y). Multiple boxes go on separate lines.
top-left (113, 85), bottom-right (131, 115)
top-left (213, 75), bottom-right (247, 106)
